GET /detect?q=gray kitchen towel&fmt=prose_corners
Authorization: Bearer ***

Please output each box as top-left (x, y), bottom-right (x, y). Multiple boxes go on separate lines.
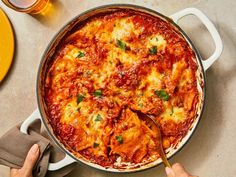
top-left (0, 120), bottom-right (76, 177)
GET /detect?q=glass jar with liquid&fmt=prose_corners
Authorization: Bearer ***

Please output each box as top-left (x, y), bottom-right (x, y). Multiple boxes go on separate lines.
top-left (2, 0), bottom-right (50, 14)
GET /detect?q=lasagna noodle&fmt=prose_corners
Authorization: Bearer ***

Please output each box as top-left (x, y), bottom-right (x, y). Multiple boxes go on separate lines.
top-left (110, 108), bottom-right (157, 163)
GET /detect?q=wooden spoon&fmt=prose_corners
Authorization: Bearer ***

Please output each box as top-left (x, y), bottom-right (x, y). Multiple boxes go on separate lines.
top-left (136, 111), bottom-right (171, 167)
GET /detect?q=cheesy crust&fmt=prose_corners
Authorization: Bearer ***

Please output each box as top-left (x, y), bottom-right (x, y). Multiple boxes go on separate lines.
top-left (45, 10), bottom-right (200, 168)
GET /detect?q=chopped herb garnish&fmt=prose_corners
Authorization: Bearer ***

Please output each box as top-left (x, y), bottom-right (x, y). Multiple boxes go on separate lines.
top-left (149, 46), bottom-right (157, 55)
top-left (77, 94), bottom-right (85, 104)
top-left (138, 103), bottom-right (143, 108)
top-left (116, 135), bottom-right (123, 144)
top-left (116, 39), bottom-right (126, 52)
top-left (85, 71), bottom-right (92, 76)
top-left (95, 114), bottom-right (103, 121)
top-left (93, 142), bottom-right (100, 148)
top-left (137, 92), bottom-right (143, 97)
top-left (93, 89), bottom-right (102, 97)
top-left (77, 107), bottom-right (81, 112)
top-left (170, 106), bottom-right (174, 116)
top-left (77, 51), bottom-right (85, 58)
top-left (155, 89), bottom-right (170, 101)
top-left (118, 71), bottom-right (124, 76)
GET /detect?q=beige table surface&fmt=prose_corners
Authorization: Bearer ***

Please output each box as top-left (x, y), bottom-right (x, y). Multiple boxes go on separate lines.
top-left (0, 0), bottom-right (236, 177)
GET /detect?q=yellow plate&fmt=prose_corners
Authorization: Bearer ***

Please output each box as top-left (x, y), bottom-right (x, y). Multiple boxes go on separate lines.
top-left (0, 8), bottom-right (14, 82)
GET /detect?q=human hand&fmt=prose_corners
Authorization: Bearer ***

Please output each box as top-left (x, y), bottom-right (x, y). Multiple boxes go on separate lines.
top-left (165, 163), bottom-right (198, 177)
top-left (10, 144), bottom-right (40, 177)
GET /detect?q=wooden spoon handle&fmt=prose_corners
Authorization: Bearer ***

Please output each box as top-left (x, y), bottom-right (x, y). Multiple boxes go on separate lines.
top-left (159, 146), bottom-right (171, 167)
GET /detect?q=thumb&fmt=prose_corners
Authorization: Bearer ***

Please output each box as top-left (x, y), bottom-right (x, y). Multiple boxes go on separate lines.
top-left (22, 144), bottom-right (40, 175)
top-left (165, 167), bottom-right (175, 177)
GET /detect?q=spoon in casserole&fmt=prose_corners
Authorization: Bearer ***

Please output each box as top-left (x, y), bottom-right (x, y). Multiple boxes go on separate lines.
top-left (136, 111), bottom-right (171, 167)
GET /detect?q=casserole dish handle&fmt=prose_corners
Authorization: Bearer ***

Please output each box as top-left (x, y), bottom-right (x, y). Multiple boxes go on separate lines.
top-left (20, 109), bottom-right (76, 171)
top-left (170, 8), bottom-right (223, 71)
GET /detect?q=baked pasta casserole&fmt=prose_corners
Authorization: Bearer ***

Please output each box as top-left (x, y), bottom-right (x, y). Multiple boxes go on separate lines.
top-left (45, 10), bottom-right (200, 168)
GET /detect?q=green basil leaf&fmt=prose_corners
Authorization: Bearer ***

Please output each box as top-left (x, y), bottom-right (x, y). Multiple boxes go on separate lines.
top-left (93, 89), bottom-right (102, 97)
top-left (170, 106), bottom-right (174, 116)
top-left (115, 135), bottom-right (123, 144)
top-left (116, 39), bottom-right (126, 52)
top-left (77, 51), bottom-right (85, 58)
top-left (138, 103), bottom-right (143, 108)
top-left (77, 94), bottom-right (85, 104)
top-left (155, 89), bottom-right (169, 101)
top-left (149, 46), bottom-right (157, 55)
top-left (93, 142), bottom-right (99, 148)
top-left (95, 114), bottom-right (103, 121)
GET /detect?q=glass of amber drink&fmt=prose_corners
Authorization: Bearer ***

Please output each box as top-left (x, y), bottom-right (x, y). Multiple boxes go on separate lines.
top-left (2, 0), bottom-right (51, 14)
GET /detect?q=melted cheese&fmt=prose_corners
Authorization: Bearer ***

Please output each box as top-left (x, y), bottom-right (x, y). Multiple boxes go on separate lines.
top-left (179, 68), bottom-right (193, 87)
top-left (172, 60), bottom-right (187, 81)
top-left (92, 53), bottom-right (118, 88)
top-left (116, 49), bottom-right (138, 65)
top-left (160, 102), bottom-right (185, 122)
top-left (78, 20), bottom-right (102, 39)
top-left (163, 107), bottom-right (185, 122)
top-left (147, 34), bottom-right (167, 50)
top-left (64, 48), bottom-right (80, 60)
top-left (145, 69), bottom-right (163, 97)
top-left (61, 100), bottom-right (79, 124)
top-left (112, 18), bottom-right (135, 40)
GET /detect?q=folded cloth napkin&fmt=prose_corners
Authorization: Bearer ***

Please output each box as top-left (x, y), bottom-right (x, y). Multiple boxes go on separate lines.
top-left (0, 120), bottom-right (76, 177)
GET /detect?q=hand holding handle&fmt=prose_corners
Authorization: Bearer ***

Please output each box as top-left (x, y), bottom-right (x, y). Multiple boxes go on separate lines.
top-left (20, 109), bottom-right (76, 171)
